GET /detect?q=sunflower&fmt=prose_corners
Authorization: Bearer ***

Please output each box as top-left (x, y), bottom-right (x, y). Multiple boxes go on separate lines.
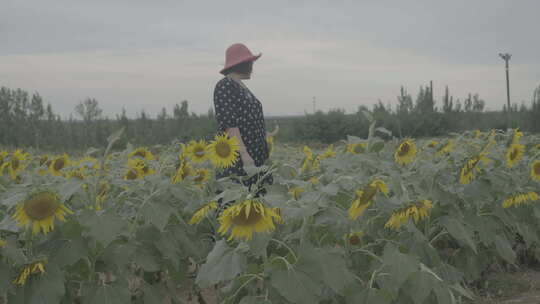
top-left (13, 191), bottom-right (73, 235)
top-left (506, 143), bottom-right (525, 168)
top-left (309, 176), bottom-right (320, 185)
top-left (13, 261), bottom-right (46, 285)
top-left (511, 128), bottom-right (523, 145)
top-left (2, 150), bottom-right (29, 180)
top-left (0, 151), bottom-right (8, 175)
top-left (217, 200), bottom-right (281, 241)
top-left (426, 141), bottom-right (439, 148)
top-left (459, 153), bottom-right (490, 185)
top-left (320, 145), bottom-right (336, 159)
top-left (289, 187), bottom-right (305, 200)
top-left (474, 129), bottom-right (483, 139)
top-left (193, 168), bottom-right (211, 187)
top-left (129, 147), bottom-right (155, 160)
top-left (189, 201), bottom-right (218, 225)
top-left (394, 140), bottom-right (417, 165)
top-left (78, 156), bottom-right (100, 170)
top-left (502, 192), bottom-right (540, 208)
top-left (66, 168), bottom-right (86, 180)
top-left (49, 154), bottom-right (70, 176)
top-left (384, 200), bottom-right (433, 230)
top-left (348, 179), bottom-right (388, 220)
top-left (207, 133), bottom-right (240, 168)
top-left (126, 158), bottom-right (155, 179)
top-left (172, 154), bottom-right (193, 184)
top-left (531, 160), bottom-right (540, 181)
top-left (95, 181), bottom-right (110, 210)
top-left (185, 140), bottom-right (209, 163)
top-left (347, 143), bottom-right (367, 154)
top-left (0, 239), bottom-right (6, 247)
top-left (301, 146), bottom-right (316, 172)
top-left (347, 231), bottom-right (364, 246)
top-left (267, 136), bottom-right (275, 156)
top-left (436, 140), bottom-right (455, 156)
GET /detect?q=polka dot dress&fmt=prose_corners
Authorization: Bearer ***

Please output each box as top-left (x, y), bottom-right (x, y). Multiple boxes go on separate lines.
top-left (213, 76), bottom-right (273, 214)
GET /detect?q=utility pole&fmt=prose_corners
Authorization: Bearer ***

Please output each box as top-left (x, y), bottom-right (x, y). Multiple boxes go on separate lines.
top-left (499, 53), bottom-right (511, 121)
top-left (312, 96), bottom-right (316, 113)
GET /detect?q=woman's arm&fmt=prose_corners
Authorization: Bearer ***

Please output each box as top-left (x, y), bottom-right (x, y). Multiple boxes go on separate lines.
top-left (226, 127), bottom-right (255, 166)
top-left (266, 124), bottom-right (279, 138)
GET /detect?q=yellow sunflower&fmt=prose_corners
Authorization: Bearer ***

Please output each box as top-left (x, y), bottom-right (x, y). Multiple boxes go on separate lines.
top-left (0, 150), bottom-right (9, 175)
top-left (13, 191), bottom-right (73, 235)
top-left (13, 261), bottom-right (46, 285)
top-left (309, 176), bottom-right (320, 185)
top-left (193, 168), bottom-right (211, 187)
top-left (0, 239), bottom-right (6, 247)
top-left (348, 179), bottom-right (388, 220)
top-left (189, 201), bottom-right (218, 225)
top-left (436, 140), bottom-right (455, 156)
top-left (426, 141), bottom-right (439, 148)
top-left (301, 146), bottom-right (315, 172)
top-left (217, 200), bottom-right (281, 241)
top-left (267, 136), bottom-right (275, 155)
top-left (66, 168), bottom-right (86, 180)
top-left (473, 129), bottom-right (483, 139)
top-left (347, 143), bottom-right (367, 154)
top-left (129, 147), bottom-right (155, 160)
top-left (207, 133), bottom-right (240, 168)
top-left (502, 192), bottom-right (539, 208)
top-left (289, 187), bottom-right (305, 200)
top-left (394, 140), bottom-right (417, 165)
top-left (172, 154), bottom-right (193, 184)
top-left (385, 200), bottom-right (433, 230)
top-left (95, 181), bottom-right (110, 210)
top-left (320, 145), bottom-right (336, 159)
top-left (347, 231), bottom-right (364, 246)
top-left (506, 143), bottom-right (525, 168)
top-left (124, 158), bottom-right (154, 180)
top-left (511, 128), bottom-right (523, 144)
top-left (459, 153), bottom-right (491, 185)
top-left (2, 150), bottom-right (29, 180)
top-left (186, 140), bottom-right (209, 163)
top-left (49, 154), bottom-right (70, 176)
top-left (531, 160), bottom-right (540, 182)
top-left (78, 156), bottom-right (100, 170)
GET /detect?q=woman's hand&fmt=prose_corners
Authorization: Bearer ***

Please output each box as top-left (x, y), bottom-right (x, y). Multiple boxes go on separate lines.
top-left (240, 150), bottom-right (255, 166)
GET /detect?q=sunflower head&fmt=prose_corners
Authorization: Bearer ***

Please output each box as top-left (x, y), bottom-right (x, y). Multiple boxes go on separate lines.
top-left (531, 160), bottom-right (540, 182)
top-left (186, 140), bottom-right (209, 163)
top-left (207, 133), bottom-right (240, 168)
top-left (347, 143), bottom-right (367, 154)
top-left (267, 136), bottom-right (275, 155)
top-left (370, 179), bottom-right (389, 196)
top-left (289, 187), bottom-right (305, 200)
top-left (189, 201), bottom-right (218, 225)
top-left (506, 144), bottom-right (525, 168)
top-left (49, 154), bottom-right (71, 176)
top-left (347, 231), bottom-right (364, 246)
top-left (129, 147), bottom-right (155, 160)
top-left (13, 261), bottom-right (46, 285)
top-left (436, 140), bottom-right (455, 156)
top-left (126, 158), bottom-right (155, 179)
top-left (394, 140), bottom-right (417, 165)
top-left (13, 191), bottom-right (73, 235)
top-left (217, 200), bottom-right (281, 241)
top-left (426, 141), bottom-right (439, 148)
top-left (320, 145), bottom-right (336, 159)
top-left (193, 168), bottom-right (211, 187)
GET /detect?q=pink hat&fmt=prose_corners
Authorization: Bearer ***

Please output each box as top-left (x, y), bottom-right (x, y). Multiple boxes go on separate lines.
top-left (220, 43), bottom-right (261, 74)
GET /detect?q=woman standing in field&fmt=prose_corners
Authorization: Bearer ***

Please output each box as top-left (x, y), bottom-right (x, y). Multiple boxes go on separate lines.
top-left (213, 43), bottom-right (277, 210)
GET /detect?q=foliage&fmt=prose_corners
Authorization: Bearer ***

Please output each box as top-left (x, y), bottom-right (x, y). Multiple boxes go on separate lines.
top-left (1, 126), bottom-right (540, 303)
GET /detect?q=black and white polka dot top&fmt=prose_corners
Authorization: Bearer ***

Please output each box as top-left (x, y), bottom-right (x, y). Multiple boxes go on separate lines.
top-left (213, 76), bottom-right (270, 178)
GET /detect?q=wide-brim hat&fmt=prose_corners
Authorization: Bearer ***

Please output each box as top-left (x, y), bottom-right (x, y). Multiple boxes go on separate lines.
top-left (220, 43), bottom-right (261, 75)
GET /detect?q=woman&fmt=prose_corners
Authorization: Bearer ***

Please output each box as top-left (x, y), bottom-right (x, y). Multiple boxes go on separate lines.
top-left (213, 43), bottom-right (277, 209)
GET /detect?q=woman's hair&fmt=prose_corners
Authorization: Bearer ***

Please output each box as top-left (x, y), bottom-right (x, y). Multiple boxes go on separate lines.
top-left (222, 61), bottom-right (253, 75)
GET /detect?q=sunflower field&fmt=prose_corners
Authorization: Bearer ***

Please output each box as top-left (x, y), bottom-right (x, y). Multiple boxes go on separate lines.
top-left (1, 126), bottom-right (540, 304)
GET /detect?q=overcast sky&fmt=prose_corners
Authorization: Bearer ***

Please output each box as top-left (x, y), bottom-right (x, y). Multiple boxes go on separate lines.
top-left (1, 0), bottom-right (539, 118)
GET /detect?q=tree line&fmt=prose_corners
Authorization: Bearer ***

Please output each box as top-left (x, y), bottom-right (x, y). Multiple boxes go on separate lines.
top-left (0, 83), bottom-right (539, 151)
